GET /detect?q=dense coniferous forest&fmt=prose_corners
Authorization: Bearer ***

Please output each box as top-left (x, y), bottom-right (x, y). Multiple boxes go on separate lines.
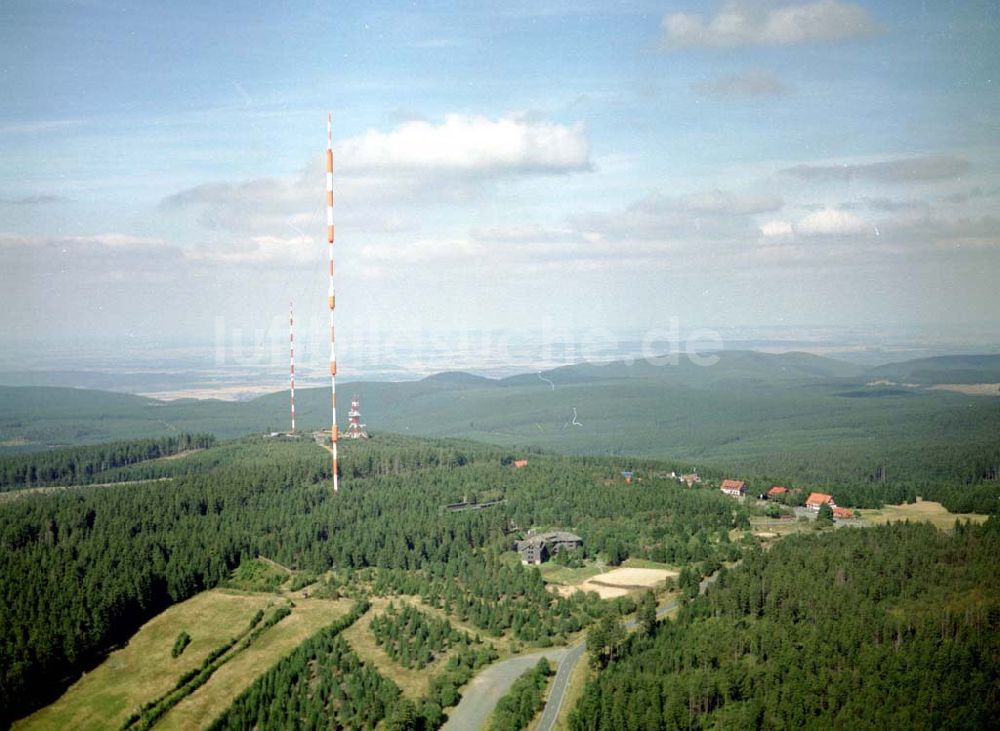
top-left (3, 352), bottom-right (999, 517)
top-left (0, 433), bottom-right (216, 490)
top-left (0, 433), bottom-right (747, 725)
top-left (570, 520), bottom-right (1000, 730)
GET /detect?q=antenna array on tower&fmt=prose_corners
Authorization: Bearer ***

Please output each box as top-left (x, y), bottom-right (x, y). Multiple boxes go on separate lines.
top-left (346, 394), bottom-right (369, 439)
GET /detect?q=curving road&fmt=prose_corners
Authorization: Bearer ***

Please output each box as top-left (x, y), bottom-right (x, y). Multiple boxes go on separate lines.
top-left (539, 573), bottom-right (725, 730)
top-left (445, 572), bottom-right (725, 731)
top-left (441, 648), bottom-right (570, 731)
top-left (533, 640), bottom-right (586, 731)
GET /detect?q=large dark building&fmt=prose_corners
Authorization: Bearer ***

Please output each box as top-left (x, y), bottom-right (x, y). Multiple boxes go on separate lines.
top-left (514, 531), bottom-right (583, 565)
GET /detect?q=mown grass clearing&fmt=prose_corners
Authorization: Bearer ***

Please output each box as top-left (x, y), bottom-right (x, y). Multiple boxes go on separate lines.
top-left (538, 563), bottom-right (603, 585)
top-left (862, 499), bottom-right (989, 529)
top-left (14, 591), bottom-right (275, 731)
top-left (157, 596), bottom-right (351, 730)
top-left (622, 557), bottom-right (679, 572)
top-left (748, 516), bottom-right (815, 539)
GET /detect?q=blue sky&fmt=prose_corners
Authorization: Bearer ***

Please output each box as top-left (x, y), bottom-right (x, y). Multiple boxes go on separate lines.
top-left (1, 0), bottom-right (998, 356)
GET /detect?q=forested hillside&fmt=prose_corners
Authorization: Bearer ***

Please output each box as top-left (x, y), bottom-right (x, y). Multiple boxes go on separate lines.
top-left (3, 351), bottom-right (998, 515)
top-left (0, 433), bottom-right (215, 490)
top-left (0, 434), bottom-right (746, 726)
top-left (571, 520), bottom-right (1000, 730)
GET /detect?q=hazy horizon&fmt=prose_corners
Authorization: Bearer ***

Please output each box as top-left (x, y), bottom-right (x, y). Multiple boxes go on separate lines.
top-left (3, 321), bottom-right (999, 401)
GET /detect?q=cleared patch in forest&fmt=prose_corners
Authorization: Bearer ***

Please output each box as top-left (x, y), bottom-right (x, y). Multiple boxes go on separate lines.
top-left (156, 596), bottom-right (351, 730)
top-left (14, 590), bottom-right (350, 731)
top-left (13, 591), bottom-right (273, 731)
top-left (862, 499), bottom-right (989, 529)
top-left (538, 563), bottom-right (603, 585)
top-left (554, 567), bottom-right (676, 599)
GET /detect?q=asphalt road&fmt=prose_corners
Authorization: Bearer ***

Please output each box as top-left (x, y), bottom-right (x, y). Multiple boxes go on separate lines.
top-left (443, 572), bottom-right (722, 731)
top-left (441, 647), bottom-right (569, 731)
top-left (534, 641), bottom-right (586, 731)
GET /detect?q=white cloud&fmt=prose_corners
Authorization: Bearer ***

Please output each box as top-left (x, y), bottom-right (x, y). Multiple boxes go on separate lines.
top-left (795, 208), bottom-right (868, 236)
top-left (663, 0), bottom-right (880, 49)
top-left (760, 220), bottom-right (794, 239)
top-left (159, 113), bottom-right (593, 242)
top-left (340, 114), bottom-right (591, 177)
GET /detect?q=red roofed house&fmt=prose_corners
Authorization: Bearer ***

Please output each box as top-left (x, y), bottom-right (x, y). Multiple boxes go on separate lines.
top-left (833, 507), bottom-right (854, 520)
top-left (513, 459), bottom-right (528, 469)
top-left (805, 492), bottom-right (836, 510)
top-left (720, 479), bottom-right (746, 498)
top-left (767, 486), bottom-right (788, 498)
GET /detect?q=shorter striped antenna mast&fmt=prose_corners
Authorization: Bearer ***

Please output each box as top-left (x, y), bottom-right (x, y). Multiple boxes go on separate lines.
top-left (326, 112), bottom-right (339, 494)
top-left (289, 300), bottom-right (296, 432)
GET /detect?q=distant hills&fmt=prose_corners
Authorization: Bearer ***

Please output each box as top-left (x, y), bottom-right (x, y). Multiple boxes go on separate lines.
top-left (865, 354), bottom-right (1000, 385)
top-left (2, 351), bottom-right (998, 489)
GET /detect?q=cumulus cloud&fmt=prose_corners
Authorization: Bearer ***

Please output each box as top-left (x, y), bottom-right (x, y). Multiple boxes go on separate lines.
top-left (783, 155), bottom-right (970, 183)
top-left (339, 114), bottom-right (591, 177)
top-left (662, 0), bottom-right (880, 49)
top-left (760, 220), bottom-right (794, 239)
top-left (160, 113), bottom-right (593, 240)
top-left (692, 70), bottom-right (789, 97)
top-left (795, 208), bottom-right (868, 236)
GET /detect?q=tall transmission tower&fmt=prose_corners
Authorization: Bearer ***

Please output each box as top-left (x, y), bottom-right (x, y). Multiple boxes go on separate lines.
top-left (346, 394), bottom-right (369, 439)
top-left (326, 113), bottom-right (339, 493)
top-left (289, 300), bottom-right (296, 432)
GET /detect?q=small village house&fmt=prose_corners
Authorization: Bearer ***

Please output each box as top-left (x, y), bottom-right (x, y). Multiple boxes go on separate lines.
top-left (720, 479), bottom-right (746, 498)
top-left (805, 492), bottom-right (837, 510)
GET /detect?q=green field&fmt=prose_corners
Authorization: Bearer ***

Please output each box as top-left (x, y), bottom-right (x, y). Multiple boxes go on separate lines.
top-left (538, 563), bottom-right (605, 585)
top-left (14, 588), bottom-right (351, 731)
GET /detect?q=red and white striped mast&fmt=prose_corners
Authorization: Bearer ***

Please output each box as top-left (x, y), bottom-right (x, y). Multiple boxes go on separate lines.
top-left (289, 300), bottom-right (296, 432)
top-left (326, 113), bottom-right (339, 493)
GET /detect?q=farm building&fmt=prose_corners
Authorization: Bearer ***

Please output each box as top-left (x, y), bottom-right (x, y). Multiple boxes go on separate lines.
top-left (833, 507), bottom-right (854, 519)
top-left (679, 473), bottom-right (701, 486)
top-left (720, 479), bottom-right (746, 497)
top-left (806, 492), bottom-right (837, 510)
top-left (767, 486), bottom-right (788, 498)
top-left (515, 531), bottom-right (583, 565)
top-left (512, 459), bottom-right (529, 469)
